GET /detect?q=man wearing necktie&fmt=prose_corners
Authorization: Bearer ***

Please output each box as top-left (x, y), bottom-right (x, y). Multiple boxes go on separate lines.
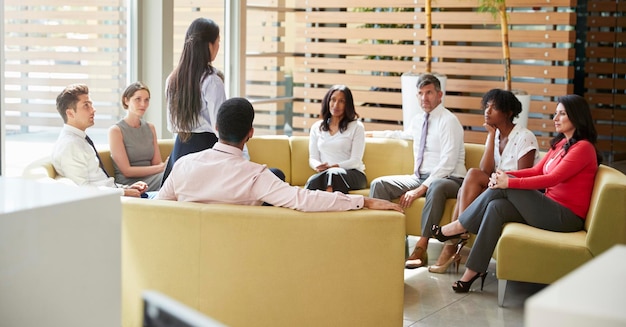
top-left (51, 84), bottom-right (148, 197)
top-left (369, 74), bottom-right (467, 269)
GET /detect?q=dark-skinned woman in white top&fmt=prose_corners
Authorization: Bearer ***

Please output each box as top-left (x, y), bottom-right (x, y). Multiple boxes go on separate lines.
top-left (427, 89), bottom-right (538, 273)
top-left (305, 85), bottom-right (367, 194)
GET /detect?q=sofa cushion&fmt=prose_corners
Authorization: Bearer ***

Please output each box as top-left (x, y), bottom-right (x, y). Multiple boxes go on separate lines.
top-left (495, 223), bottom-right (590, 284)
top-left (361, 137), bottom-right (414, 184)
top-left (289, 136), bottom-right (316, 186)
top-left (282, 137), bottom-right (485, 237)
top-left (247, 135), bottom-right (292, 184)
top-left (289, 136), bottom-right (417, 186)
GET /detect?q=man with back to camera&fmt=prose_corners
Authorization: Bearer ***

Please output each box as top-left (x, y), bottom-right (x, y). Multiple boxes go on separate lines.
top-left (368, 73), bottom-right (466, 268)
top-left (52, 83), bottom-right (150, 197)
top-left (158, 97), bottom-right (404, 213)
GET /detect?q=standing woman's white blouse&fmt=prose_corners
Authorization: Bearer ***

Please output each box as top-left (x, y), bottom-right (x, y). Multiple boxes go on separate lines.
top-left (165, 71), bottom-right (226, 134)
top-left (308, 120), bottom-right (366, 172)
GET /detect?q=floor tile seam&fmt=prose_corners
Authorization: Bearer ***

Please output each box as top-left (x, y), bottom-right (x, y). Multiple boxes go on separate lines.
top-left (413, 269), bottom-right (497, 322)
top-left (413, 292), bottom-right (471, 323)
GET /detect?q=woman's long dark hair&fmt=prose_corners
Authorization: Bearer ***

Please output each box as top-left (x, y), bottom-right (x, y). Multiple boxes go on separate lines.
top-left (167, 17), bottom-right (220, 142)
top-left (319, 85), bottom-right (359, 133)
top-left (550, 94), bottom-right (602, 163)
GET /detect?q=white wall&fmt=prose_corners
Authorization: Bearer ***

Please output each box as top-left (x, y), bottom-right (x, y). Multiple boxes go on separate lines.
top-left (135, 0), bottom-right (174, 139)
top-left (1, 3), bottom-right (5, 176)
top-left (0, 178), bottom-right (121, 327)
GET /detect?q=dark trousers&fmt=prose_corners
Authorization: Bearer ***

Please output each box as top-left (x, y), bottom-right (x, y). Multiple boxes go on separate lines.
top-left (305, 169), bottom-right (367, 194)
top-left (421, 177), bottom-right (464, 237)
top-left (459, 188), bottom-right (584, 273)
top-left (162, 132), bottom-right (218, 186)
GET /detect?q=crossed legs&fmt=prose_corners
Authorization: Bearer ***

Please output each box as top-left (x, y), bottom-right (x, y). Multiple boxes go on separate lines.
top-left (431, 168), bottom-right (489, 269)
top-left (406, 177), bottom-right (463, 268)
top-left (438, 188), bottom-right (583, 290)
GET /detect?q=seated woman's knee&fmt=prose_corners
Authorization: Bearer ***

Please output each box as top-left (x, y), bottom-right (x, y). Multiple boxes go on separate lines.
top-left (466, 168), bottom-right (489, 180)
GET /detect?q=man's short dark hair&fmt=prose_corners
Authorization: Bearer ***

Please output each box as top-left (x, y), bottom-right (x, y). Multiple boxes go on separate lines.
top-left (216, 97), bottom-right (255, 143)
top-left (56, 84), bottom-right (89, 123)
top-left (416, 73), bottom-right (441, 92)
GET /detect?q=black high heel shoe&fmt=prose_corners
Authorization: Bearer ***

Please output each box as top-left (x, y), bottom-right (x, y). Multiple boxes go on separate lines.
top-left (431, 225), bottom-right (464, 243)
top-left (452, 272), bottom-right (487, 293)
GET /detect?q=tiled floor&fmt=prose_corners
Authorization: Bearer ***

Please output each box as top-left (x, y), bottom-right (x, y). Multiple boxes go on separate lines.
top-left (402, 237), bottom-right (547, 327)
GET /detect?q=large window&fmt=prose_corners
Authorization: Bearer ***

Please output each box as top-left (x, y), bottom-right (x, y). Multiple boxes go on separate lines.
top-left (2, 2), bottom-right (130, 176)
top-left (4, 3), bottom-right (129, 132)
top-left (1, 1), bottom-right (292, 177)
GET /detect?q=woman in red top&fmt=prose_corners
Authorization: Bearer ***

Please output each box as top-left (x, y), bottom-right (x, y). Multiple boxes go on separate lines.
top-left (431, 94), bottom-right (601, 293)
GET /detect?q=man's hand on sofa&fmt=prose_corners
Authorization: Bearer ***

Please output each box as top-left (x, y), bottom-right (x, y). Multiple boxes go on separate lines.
top-left (123, 181), bottom-right (148, 197)
top-left (123, 188), bottom-right (142, 197)
top-left (363, 197), bottom-right (404, 213)
top-left (398, 185), bottom-right (427, 208)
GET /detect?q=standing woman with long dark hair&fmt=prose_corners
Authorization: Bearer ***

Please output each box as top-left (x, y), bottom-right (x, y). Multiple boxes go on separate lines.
top-left (162, 17), bottom-right (225, 185)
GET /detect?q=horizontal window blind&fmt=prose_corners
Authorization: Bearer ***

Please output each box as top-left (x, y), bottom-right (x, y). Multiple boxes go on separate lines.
top-left (4, 1), bottom-right (127, 131)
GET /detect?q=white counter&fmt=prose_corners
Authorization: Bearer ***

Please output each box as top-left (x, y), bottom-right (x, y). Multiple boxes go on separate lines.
top-left (0, 177), bottom-right (121, 327)
top-left (525, 244), bottom-right (626, 326)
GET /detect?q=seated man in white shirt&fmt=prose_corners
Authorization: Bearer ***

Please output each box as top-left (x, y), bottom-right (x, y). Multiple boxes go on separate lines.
top-left (158, 97), bottom-right (403, 213)
top-left (369, 74), bottom-right (467, 269)
top-left (52, 83), bottom-right (150, 197)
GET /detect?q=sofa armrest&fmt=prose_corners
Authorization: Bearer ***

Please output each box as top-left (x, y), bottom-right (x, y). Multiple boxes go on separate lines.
top-left (247, 135), bottom-right (292, 184)
top-left (585, 165), bottom-right (626, 256)
top-left (22, 157), bottom-right (58, 179)
top-left (21, 139), bottom-right (174, 181)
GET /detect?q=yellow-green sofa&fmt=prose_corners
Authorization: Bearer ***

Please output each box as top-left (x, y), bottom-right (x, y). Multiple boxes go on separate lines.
top-left (23, 138), bottom-right (408, 326)
top-left (23, 135), bottom-right (626, 314)
top-left (121, 198), bottom-right (405, 327)
top-left (247, 135), bottom-right (485, 236)
top-left (248, 136), bottom-right (626, 305)
top-left (21, 136), bottom-right (482, 237)
top-left (493, 164), bottom-right (626, 306)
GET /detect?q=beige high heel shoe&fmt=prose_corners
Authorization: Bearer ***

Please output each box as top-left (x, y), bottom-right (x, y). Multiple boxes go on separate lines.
top-left (428, 239), bottom-right (467, 274)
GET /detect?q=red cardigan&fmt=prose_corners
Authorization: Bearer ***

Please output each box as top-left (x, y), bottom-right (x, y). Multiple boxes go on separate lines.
top-left (507, 139), bottom-right (598, 219)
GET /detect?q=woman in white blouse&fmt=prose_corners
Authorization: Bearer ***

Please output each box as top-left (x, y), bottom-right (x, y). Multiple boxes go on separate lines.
top-left (427, 88), bottom-right (539, 273)
top-left (305, 85), bottom-right (367, 194)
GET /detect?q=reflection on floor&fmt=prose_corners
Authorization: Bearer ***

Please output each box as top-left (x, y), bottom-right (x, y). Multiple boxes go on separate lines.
top-left (403, 237), bottom-right (547, 327)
